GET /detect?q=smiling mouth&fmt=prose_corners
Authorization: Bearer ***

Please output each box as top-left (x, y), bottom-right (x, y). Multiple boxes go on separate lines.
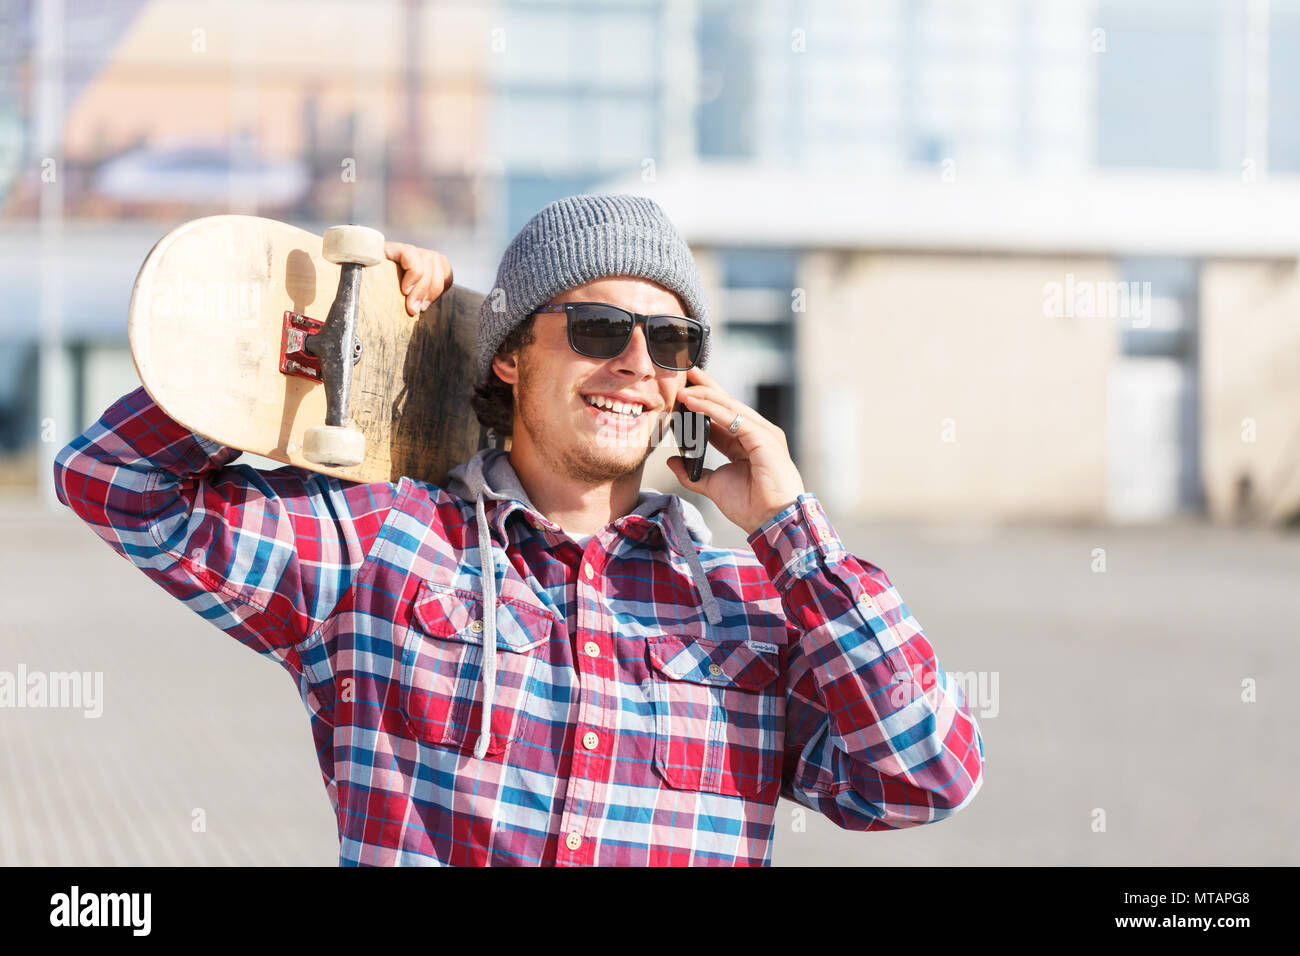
top-left (582, 395), bottom-right (647, 420)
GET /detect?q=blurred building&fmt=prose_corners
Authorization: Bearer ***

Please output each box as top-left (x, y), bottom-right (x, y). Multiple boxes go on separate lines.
top-left (2, 0), bottom-right (1299, 526)
top-left (3, 0), bottom-right (494, 226)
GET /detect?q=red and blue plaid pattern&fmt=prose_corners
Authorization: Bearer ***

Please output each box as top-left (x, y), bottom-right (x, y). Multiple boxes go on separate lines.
top-left (54, 387), bottom-right (985, 865)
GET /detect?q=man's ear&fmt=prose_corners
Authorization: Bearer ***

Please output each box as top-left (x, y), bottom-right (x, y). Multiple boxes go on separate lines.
top-left (492, 351), bottom-right (520, 386)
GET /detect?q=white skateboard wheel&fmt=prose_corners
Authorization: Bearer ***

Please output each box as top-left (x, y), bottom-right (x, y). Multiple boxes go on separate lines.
top-left (323, 225), bottom-right (385, 267)
top-left (303, 425), bottom-right (366, 467)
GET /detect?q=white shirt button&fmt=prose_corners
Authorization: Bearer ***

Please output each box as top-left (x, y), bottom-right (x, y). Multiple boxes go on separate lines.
top-left (469, 619), bottom-right (484, 633)
top-left (859, 594), bottom-right (873, 609)
top-left (582, 731), bottom-right (599, 750)
top-left (708, 663), bottom-right (723, 677)
top-left (565, 831), bottom-right (582, 850)
top-left (818, 528), bottom-right (831, 542)
top-left (583, 640), bottom-right (600, 657)
top-left (583, 563), bottom-right (594, 580)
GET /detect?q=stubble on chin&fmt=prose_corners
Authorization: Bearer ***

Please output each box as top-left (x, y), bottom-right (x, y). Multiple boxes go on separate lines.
top-left (557, 406), bottom-right (653, 485)
top-left (571, 430), bottom-right (653, 484)
top-left (516, 357), bottom-right (652, 486)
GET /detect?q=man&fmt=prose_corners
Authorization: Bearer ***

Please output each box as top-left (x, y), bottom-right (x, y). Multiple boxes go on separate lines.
top-left (54, 193), bottom-right (984, 866)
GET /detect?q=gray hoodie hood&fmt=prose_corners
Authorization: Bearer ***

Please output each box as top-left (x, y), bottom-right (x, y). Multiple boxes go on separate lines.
top-left (444, 447), bottom-right (721, 759)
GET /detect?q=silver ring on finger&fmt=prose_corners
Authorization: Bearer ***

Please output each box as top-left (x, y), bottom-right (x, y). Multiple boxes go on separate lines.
top-left (727, 412), bottom-right (744, 434)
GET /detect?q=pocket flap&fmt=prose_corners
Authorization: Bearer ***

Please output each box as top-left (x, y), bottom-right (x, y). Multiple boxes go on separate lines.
top-left (647, 635), bottom-right (782, 690)
top-left (412, 580), bottom-right (554, 653)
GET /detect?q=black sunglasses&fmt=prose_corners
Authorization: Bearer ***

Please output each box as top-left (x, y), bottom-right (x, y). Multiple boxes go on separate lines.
top-left (532, 302), bottom-right (706, 371)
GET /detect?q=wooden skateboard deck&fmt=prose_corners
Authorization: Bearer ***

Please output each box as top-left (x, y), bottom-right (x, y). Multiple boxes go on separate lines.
top-left (128, 215), bottom-right (490, 487)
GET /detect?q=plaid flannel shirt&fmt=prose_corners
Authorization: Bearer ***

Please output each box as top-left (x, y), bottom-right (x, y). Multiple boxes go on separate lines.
top-left (53, 387), bottom-right (985, 865)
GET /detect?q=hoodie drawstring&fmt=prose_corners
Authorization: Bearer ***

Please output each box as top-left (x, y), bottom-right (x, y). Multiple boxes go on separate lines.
top-left (669, 496), bottom-right (722, 627)
top-left (474, 490), bottom-right (497, 760)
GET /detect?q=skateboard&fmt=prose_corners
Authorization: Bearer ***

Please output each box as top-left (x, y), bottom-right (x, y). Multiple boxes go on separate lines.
top-left (127, 215), bottom-right (490, 487)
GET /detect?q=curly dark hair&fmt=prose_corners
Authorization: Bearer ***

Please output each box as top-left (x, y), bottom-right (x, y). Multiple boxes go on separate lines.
top-left (470, 313), bottom-right (537, 439)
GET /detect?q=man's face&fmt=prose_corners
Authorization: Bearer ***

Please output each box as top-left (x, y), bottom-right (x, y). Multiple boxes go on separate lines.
top-left (493, 275), bottom-right (690, 486)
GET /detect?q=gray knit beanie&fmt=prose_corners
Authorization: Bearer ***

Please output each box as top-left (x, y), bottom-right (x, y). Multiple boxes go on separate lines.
top-left (475, 193), bottom-right (710, 385)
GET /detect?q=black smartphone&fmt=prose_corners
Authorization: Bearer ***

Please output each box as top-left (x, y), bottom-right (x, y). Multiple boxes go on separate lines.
top-left (672, 402), bottom-right (710, 482)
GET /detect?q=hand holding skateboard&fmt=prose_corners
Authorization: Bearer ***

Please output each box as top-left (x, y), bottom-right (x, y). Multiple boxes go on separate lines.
top-left (384, 242), bottom-right (454, 317)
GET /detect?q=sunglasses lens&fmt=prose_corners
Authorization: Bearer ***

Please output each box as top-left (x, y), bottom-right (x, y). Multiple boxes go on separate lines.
top-left (570, 305), bottom-right (634, 359)
top-left (646, 316), bottom-right (702, 370)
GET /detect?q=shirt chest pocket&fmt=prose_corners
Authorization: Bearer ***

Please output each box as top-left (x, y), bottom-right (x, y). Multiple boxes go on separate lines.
top-left (647, 635), bottom-right (785, 799)
top-left (400, 580), bottom-right (554, 758)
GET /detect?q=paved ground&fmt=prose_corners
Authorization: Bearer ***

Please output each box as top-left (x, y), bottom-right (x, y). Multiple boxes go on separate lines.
top-left (3, 490), bottom-right (1297, 866)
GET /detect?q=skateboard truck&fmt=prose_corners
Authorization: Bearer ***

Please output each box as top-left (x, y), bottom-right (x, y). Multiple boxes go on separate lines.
top-left (288, 224), bottom-right (385, 468)
top-left (280, 311), bottom-right (362, 383)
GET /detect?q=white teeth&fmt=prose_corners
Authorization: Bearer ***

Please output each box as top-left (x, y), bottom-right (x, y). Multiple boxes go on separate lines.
top-left (584, 395), bottom-right (643, 418)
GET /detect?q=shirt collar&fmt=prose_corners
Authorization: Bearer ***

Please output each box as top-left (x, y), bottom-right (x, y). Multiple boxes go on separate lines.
top-left (444, 447), bottom-right (708, 555)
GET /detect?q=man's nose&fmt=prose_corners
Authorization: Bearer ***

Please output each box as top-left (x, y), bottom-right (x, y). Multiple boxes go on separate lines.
top-left (613, 324), bottom-right (656, 376)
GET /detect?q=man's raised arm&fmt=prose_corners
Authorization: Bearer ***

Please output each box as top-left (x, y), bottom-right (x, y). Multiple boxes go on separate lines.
top-left (53, 386), bottom-right (396, 665)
